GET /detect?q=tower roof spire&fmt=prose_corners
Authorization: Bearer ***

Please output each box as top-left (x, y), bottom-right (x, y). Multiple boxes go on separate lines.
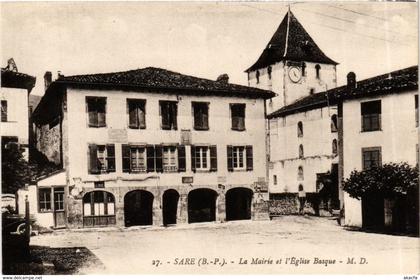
top-left (246, 10), bottom-right (338, 72)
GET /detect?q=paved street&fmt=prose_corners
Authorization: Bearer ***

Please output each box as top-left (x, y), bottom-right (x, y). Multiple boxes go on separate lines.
top-left (30, 216), bottom-right (419, 274)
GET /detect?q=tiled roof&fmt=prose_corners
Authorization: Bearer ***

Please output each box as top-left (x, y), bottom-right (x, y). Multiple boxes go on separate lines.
top-left (55, 67), bottom-right (275, 99)
top-left (1, 68), bottom-right (36, 92)
top-left (246, 11), bottom-right (338, 72)
top-left (268, 65), bottom-right (418, 119)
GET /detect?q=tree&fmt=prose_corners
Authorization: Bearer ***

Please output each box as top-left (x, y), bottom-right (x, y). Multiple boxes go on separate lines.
top-left (2, 144), bottom-right (60, 194)
top-left (343, 163), bottom-right (419, 200)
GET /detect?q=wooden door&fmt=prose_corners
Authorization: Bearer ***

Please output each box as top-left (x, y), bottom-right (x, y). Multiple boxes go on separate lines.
top-left (53, 187), bottom-right (66, 228)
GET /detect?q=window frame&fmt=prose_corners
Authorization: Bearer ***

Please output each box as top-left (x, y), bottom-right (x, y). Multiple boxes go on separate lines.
top-left (130, 146), bottom-right (147, 173)
top-left (298, 166), bottom-right (304, 181)
top-left (127, 98), bottom-right (146, 129)
top-left (160, 100), bottom-right (178, 130)
top-left (1, 100), bottom-right (7, 122)
top-left (162, 145), bottom-right (178, 172)
top-left (297, 121), bottom-right (303, 137)
top-left (232, 146), bottom-right (246, 171)
top-left (38, 187), bottom-right (52, 212)
top-left (315, 64), bottom-right (321, 79)
top-left (83, 191), bottom-right (115, 217)
top-left (88, 144), bottom-right (116, 174)
top-left (192, 102), bottom-right (210, 131)
top-left (362, 147), bottom-right (382, 170)
top-left (230, 103), bottom-right (246, 131)
top-left (361, 100), bottom-right (381, 132)
top-left (331, 114), bottom-right (338, 132)
top-left (194, 146), bottom-right (210, 171)
top-left (86, 96), bottom-right (107, 128)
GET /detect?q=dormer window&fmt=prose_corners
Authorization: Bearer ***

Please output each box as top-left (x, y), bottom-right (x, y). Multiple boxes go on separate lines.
top-left (256, 71), bottom-right (260, 84)
top-left (315, 64), bottom-right (321, 79)
top-left (267, 66), bottom-right (272, 80)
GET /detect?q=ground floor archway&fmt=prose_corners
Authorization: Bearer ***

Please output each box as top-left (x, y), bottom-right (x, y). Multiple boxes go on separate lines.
top-left (162, 189), bottom-right (179, 226)
top-left (188, 188), bottom-right (217, 223)
top-left (226, 187), bottom-right (253, 221)
top-left (124, 190), bottom-right (154, 227)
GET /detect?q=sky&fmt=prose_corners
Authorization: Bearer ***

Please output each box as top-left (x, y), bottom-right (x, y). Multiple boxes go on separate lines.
top-left (1, 2), bottom-right (418, 97)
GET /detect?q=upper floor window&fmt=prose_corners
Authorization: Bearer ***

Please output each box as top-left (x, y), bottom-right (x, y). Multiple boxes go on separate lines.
top-left (298, 166), bottom-right (304, 181)
top-left (302, 62), bottom-right (306, 77)
top-left (299, 144), bottom-right (304, 158)
top-left (267, 66), bottom-right (272, 80)
top-left (86, 97), bottom-right (106, 127)
top-left (192, 102), bottom-right (209, 130)
top-left (231, 103), bottom-right (246, 131)
top-left (1, 100), bottom-right (7, 122)
top-left (88, 144), bottom-right (115, 174)
top-left (297, 121), bottom-right (303, 137)
top-left (160, 101), bottom-right (178, 130)
top-left (273, 175), bottom-right (277, 185)
top-left (256, 71), bottom-right (260, 84)
top-left (331, 114), bottom-right (338, 132)
top-left (191, 145), bottom-right (217, 172)
top-left (315, 64), bottom-right (321, 79)
top-left (227, 145), bottom-right (253, 172)
top-left (122, 145), bottom-right (147, 173)
top-left (332, 139), bottom-right (338, 155)
top-left (362, 147), bottom-right (382, 170)
top-left (361, 100), bottom-right (381, 132)
top-left (415, 95), bottom-right (418, 127)
top-left (127, 99), bottom-right (146, 129)
top-left (309, 88), bottom-right (315, 95)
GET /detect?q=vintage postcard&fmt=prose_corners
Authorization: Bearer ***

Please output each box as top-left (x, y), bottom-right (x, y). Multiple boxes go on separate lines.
top-left (1, 1), bottom-right (418, 277)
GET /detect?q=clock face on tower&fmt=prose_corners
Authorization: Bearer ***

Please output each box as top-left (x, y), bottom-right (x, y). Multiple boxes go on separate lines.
top-left (288, 66), bottom-right (302, 83)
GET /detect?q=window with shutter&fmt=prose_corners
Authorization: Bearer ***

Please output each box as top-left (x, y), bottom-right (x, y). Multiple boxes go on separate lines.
top-left (246, 146), bottom-right (253, 171)
top-left (88, 144), bottom-right (99, 174)
top-left (86, 97), bottom-right (107, 127)
top-left (128, 99), bottom-right (146, 129)
top-left (191, 145), bottom-right (196, 172)
top-left (146, 145), bottom-right (155, 172)
top-left (227, 145), bottom-right (233, 172)
top-left (160, 101), bottom-right (178, 130)
top-left (122, 145), bottom-right (131, 172)
top-left (130, 146), bottom-right (146, 173)
top-left (106, 145), bottom-right (115, 172)
top-left (178, 145), bottom-right (186, 172)
top-left (1, 100), bottom-right (7, 122)
top-left (162, 146), bottom-right (178, 172)
top-left (231, 104), bottom-right (246, 131)
top-left (193, 102), bottom-right (209, 130)
top-left (194, 146), bottom-right (209, 171)
top-left (155, 145), bottom-right (163, 172)
top-left (210, 145), bottom-right (217, 172)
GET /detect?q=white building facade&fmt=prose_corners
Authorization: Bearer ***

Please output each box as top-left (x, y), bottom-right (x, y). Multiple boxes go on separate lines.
top-left (1, 60), bottom-right (36, 161)
top-left (342, 66), bottom-right (418, 229)
top-left (31, 67), bottom-right (274, 228)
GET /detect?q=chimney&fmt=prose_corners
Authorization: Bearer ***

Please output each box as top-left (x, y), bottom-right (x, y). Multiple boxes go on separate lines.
top-left (216, 73), bottom-right (229, 84)
top-left (44, 71), bottom-right (52, 91)
top-left (57, 70), bottom-right (64, 78)
top-left (347, 72), bottom-right (356, 90)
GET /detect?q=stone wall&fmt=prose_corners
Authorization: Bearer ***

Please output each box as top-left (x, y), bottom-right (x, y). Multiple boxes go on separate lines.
top-left (37, 121), bottom-right (61, 165)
